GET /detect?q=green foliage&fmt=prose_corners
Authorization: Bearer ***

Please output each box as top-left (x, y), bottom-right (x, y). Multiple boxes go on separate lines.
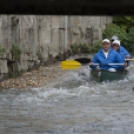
top-left (8, 62), bottom-right (22, 78)
top-left (107, 16), bottom-right (134, 52)
top-left (0, 45), bottom-right (2, 53)
top-left (11, 45), bottom-right (22, 54)
top-left (103, 23), bottom-right (127, 41)
top-left (36, 50), bottom-right (43, 60)
top-left (36, 46), bottom-right (45, 60)
top-left (0, 45), bottom-right (5, 56)
top-left (80, 43), bottom-right (91, 53)
top-left (70, 41), bottom-right (102, 54)
top-left (70, 43), bottom-right (82, 54)
top-left (11, 45), bottom-right (22, 60)
top-left (91, 41), bottom-right (102, 53)
top-left (71, 43), bottom-right (91, 54)
top-left (113, 16), bottom-right (134, 31)
top-left (36, 50), bottom-right (40, 56)
top-left (121, 27), bottom-right (134, 52)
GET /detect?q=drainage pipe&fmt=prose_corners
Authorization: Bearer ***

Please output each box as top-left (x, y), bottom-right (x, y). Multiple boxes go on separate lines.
top-left (64, 15), bottom-right (68, 59)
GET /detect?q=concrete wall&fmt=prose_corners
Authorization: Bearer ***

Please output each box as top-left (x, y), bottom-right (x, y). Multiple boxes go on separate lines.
top-left (0, 15), bottom-right (112, 80)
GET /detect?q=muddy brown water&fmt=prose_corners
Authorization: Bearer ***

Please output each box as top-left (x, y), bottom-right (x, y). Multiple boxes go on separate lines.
top-left (0, 64), bottom-right (134, 134)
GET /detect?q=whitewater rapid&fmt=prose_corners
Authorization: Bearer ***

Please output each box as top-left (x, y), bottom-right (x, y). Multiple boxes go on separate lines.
top-left (0, 63), bottom-right (134, 134)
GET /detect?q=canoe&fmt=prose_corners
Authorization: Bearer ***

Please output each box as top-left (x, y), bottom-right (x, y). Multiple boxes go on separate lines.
top-left (90, 69), bottom-right (128, 82)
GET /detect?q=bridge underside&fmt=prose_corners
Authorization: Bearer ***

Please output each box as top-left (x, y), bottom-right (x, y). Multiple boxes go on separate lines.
top-left (0, 0), bottom-right (133, 14)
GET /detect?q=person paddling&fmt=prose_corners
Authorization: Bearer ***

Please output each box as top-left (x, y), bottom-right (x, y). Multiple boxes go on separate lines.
top-left (112, 40), bottom-right (131, 67)
top-left (110, 35), bottom-right (119, 45)
top-left (89, 39), bottom-right (125, 72)
top-left (110, 35), bottom-right (132, 59)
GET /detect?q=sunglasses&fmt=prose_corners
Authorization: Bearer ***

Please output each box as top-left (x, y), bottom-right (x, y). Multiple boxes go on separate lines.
top-left (112, 44), bottom-right (119, 47)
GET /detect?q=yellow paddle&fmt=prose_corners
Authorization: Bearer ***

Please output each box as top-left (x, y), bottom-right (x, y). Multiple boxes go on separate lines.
top-left (61, 60), bottom-right (124, 69)
top-left (61, 60), bottom-right (82, 69)
top-left (61, 60), bottom-right (127, 69)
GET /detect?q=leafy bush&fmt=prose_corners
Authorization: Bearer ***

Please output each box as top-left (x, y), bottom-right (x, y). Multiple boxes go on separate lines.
top-left (11, 45), bottom-right (22, 54)
top-left (91, 41), bottom-right (102, 53)
top-left (80, 43), bottom-right (91, 53)
top-left (70, 41), bottom-right (102, 54)
top-left (103, 23), bottom-right (127, 41)
top-left (71, 43), bottom-right (91, 54)
top-left (70, 43), bottom-right (81, 54)
top-left (121, 27), bottom-right (134, 52)
top-left (11, 45), bottom-right (22, 60)
top-left (113, 16), bottom-right (134, 31)
top-left (103, 16), bottom-right (134, 52)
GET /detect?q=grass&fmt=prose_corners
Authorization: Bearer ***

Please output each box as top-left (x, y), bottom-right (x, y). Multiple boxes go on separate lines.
top-left (10, 45), bottom-right (22, 60)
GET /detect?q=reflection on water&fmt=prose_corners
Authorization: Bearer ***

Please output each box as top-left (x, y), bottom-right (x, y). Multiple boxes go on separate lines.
top-left (0, 64), bottom-right (134, 134)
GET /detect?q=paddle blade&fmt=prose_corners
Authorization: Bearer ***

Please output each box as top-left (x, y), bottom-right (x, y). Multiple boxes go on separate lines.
top-left (61, 60), bottom-right (81, 69)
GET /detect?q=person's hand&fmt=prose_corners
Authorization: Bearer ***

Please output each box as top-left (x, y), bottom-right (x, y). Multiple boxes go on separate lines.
top-left (124, 62), bottom-right (128, 67)
top-left (89, 62), bottom-right (94, 66)
top-left (126, 55), bottom-right (130, 59)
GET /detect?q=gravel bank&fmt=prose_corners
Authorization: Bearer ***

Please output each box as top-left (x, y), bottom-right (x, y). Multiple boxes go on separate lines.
top-left (0, 62), bottom-right (69, 89)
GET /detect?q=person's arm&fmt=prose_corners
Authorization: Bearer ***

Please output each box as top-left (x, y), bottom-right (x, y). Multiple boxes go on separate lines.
top-left (89, 54), bottom-right (99, 69)
top-left (121, 46), bottom-right (132, 67)
top-left (114, 52), bottom-right (124, 69)
top-left (125, 55), bottom-right (131, 67)
top-left (121, 46), bottom-right (132, 59)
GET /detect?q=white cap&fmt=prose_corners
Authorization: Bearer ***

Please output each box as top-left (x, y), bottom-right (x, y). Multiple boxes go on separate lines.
top-left (112, 40), bottom-right (120, 46)
top-left (111, 35), bottom-right (119, 41)
top-left (102, 39), bottom-right (110, 43)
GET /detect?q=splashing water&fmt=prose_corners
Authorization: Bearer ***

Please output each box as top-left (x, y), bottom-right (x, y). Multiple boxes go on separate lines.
top-left (1, 64), bottom-right (134, 134)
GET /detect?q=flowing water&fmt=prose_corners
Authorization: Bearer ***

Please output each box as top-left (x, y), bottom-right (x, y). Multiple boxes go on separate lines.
top-left (1, 64), bottom-right (134, 134)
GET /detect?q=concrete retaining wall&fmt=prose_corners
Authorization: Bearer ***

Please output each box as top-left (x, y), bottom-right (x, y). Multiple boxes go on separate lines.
top-left (0, 15), bottom-right (112, 80)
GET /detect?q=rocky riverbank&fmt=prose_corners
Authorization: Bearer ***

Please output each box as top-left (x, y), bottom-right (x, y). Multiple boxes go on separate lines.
top-left (0, 62), bottom-right (68, 89)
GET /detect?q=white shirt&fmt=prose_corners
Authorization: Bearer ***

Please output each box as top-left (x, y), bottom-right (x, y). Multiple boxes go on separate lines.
top-left (103, 51), bottom-right (108, 59)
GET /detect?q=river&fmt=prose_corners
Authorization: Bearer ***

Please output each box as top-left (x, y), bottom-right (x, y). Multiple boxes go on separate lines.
top-left (1, 63), bottom-right (134, 134)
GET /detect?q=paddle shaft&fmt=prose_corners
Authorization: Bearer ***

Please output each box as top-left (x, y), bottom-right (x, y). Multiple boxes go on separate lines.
top-left (93, 58), bottom-right (134, 65)
top-left (91, 58), bottom-right (134, 66)
top-left (92, 58), bottom-right (134, 65)
top-left (92, 63), bottom-right (124, 66)
top-left (67, 63), bottom-right (125, 67)
top-left (125, 59), bottom-right (134, 61)
top-left (89, 58), bottom-right (134, 66)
